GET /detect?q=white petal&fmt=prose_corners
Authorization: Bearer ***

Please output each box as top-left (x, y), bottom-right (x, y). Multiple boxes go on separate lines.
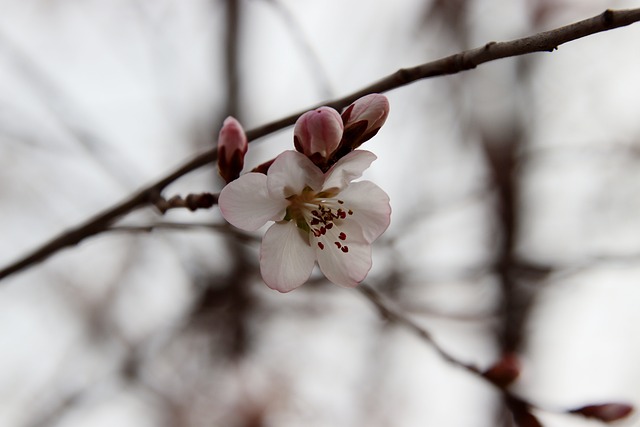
top-left (267, 150), bottom-right (324, 198)
top-left (315, 221), bottom-right (372, 287)
top-left (260, 221), bottom-right (316, 292)
top-left (219, 173), bottom-right (287, 231)
top-left (323, 150), bottom-right (376, 190)
top-left (338, 180), bottom-right (391, 243)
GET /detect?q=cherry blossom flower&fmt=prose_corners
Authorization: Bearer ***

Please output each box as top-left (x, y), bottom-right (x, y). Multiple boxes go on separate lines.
top-left (219, 149), bottom-right (391, 292)
top-left (217, 116), bottom-right (248, 183)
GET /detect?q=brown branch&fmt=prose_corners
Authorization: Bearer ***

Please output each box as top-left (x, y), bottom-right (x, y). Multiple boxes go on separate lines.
top-left (1, 8), bottom-right (640, 282)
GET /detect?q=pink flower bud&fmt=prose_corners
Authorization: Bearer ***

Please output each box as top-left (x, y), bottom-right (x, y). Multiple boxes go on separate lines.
top-left (342, 94), bottom-right (389, 135)
top-left (217, 116), bottom-right (248, 183)
top-left (569, 403), bottom-right (634, 422)
top-left (483, 352), bottom-right (520, 388)
top-left (294, 107), bottom-right (343, 161)
top-left (337, 94), bottom-right (390, 153)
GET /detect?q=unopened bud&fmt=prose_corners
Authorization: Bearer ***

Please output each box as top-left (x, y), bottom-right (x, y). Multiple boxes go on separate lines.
top-left (341, 94), bottom-right (389, 146)
top-left (217, 116), bottom-right (248, 183)
top-left (483, 352), bottom-right (520, 388)
top-left (294, 107), bottom-right (343, 164)
top-left (569, 403), bottom-right (633, 422)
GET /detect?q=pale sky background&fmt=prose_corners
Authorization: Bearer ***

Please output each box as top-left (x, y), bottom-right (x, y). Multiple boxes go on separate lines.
top-left (1, 0), bottom-right (640, 426)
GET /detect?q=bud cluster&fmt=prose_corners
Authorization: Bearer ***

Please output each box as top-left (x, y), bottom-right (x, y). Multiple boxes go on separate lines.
top-left (216, 93), bottom-right (389, 180)
top-left (294, 94), bottom-right (389, 170)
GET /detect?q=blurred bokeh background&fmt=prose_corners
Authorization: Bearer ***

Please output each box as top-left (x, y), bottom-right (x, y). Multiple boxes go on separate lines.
top-left (1, 0), bottom-right (640, 426)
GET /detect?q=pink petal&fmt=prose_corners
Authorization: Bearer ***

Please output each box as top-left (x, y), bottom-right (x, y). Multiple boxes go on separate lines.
top-left (219, 173), bottom-right (287, 231)
top-left (337, 180), bottom-right (391, 243)
top-left (315, 221), bottom-right (372, 287)
top-left (322, 150), bottom-right (377, 190)
top-left (267, 151), bottom-right (324, 198)
top-left (343, 94), bottom-right (389, 132)
top-left (294, 107), bottom-right (343, 158)
top-left (260, 221), bottom-right (316, 292)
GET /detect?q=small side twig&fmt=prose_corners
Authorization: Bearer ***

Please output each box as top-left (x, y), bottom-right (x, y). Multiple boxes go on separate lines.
top-left (108, 221), bottom-right (259, 243)
top-left (153, 193), bottom-right (218, 214)
top-left (358, 284), bottom-right (482, 377)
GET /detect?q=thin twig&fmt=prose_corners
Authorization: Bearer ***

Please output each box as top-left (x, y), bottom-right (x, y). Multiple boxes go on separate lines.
top-left (108, 221), bottom-right (259, 243)
top-left (153, 192), bottom-right (218, 213)
top-left (110, 222), bottom-right (228, 232)
top-left (358, 284), bottom-right (482, 377)
top-left (1, 8), bottom-right (640, 281)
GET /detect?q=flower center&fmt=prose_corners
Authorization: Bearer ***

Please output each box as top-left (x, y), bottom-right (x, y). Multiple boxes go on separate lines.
top-left (286, 187), bottom-right (354, 253)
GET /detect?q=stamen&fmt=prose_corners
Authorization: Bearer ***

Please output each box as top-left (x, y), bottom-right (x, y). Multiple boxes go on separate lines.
top-left (341, 246), bottom-right (349, 253)
top-left (288, 188), bottom-right (357, 241)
